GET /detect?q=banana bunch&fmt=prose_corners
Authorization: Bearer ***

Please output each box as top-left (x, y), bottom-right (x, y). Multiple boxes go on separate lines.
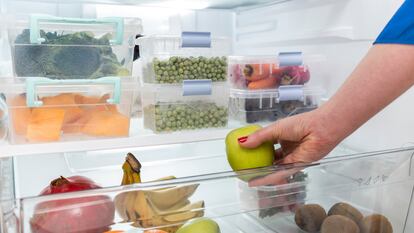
top-left (114, 153), bottom-right (204, 233)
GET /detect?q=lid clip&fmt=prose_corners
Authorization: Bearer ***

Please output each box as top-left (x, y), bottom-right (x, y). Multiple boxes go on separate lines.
top-left (182, 80), bottom-right (212, 96)
top-left (278, 85), bottom-right (304, 102)
top-left (181, 31), bottom-right (211, 48)
top-left (279, 52), bottom-right (303, 67)
top-left (30, 14), bottom-right (124, 45)
top-left (26, 77), bottom-right (121, 107)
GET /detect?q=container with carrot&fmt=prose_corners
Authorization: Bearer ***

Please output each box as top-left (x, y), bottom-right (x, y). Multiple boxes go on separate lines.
top-left (228, 56), bottom-right (311, 90)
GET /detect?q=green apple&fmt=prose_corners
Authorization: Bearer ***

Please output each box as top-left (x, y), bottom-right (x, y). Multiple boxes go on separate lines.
top-left (226, 125), bottom-right (274, 171)
top-left (176, 217), bottom-right (220, 233)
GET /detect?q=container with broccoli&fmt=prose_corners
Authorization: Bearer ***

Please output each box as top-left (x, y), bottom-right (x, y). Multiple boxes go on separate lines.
top-left (9, 15), bottom-right (141, 79)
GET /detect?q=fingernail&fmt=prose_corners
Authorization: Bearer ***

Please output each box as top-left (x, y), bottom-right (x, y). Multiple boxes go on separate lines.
top-left (238, 136), bottom-right (248, 143)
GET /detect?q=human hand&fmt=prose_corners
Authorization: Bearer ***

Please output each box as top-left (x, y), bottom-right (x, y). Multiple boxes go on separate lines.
top-left (239, 109), bottom-right (342, 186)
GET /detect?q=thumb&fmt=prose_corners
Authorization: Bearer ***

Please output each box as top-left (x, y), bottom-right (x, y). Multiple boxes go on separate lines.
top-left (239, 123), bottom-right (281, 148)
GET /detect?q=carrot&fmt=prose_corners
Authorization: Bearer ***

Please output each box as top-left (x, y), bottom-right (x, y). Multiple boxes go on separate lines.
top-left (248, 77), bottom-right (278, 90)
top-left (244, 64), bottom-right (271, 81)
top-left (271, 66), bottom-right (283, 78)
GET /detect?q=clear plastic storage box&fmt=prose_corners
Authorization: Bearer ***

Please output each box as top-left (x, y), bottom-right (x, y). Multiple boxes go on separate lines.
top-left (229, 86), bottom-right (324, 124)
top-left (142, 82), bottom-right (229, 133)
top-left (2, 77), bottom-right (137, 144)
top-left (3, 144), bottom-right (414, 233)
top-left (228, 55), bottom-right (311, 90)
top-left (137, 34), bottom-right (231, 84)
top-left (8, 15), bottom-right (142, 79)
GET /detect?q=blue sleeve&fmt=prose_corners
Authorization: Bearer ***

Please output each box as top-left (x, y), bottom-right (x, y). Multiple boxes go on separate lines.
top-left (374, 0), bottom-right (414, 45)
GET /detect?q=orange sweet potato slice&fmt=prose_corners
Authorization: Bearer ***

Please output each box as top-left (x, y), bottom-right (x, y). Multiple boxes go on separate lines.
top-left (9, 94), bottom-right (31, 135)
top-left (26, 107), bottom-right (65, 142)
top-left (61, 106), bottom-right (101, 134)
top-left (42, 93), bottom-right (83, 124)
top-left (75, 93), bottom-right (118, 112)
top-left (74, 94), bottom-right (107, 105)
top-left (81, 111), bottom-right (129, 137)
top-left (62, 106), bottom-right (116, 134)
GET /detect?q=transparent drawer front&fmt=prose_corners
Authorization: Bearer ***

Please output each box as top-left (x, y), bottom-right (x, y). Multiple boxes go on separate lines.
top-left (137, 35), bottom-right (231, 84)
top-left (13, 147), bottom-right (414, 233)
top-left (4, 77), bottom-right (136, 144)
top-left (8, 15), bottom-right (141, 79)
top-left (229, 87), bottom-right (323, 124)
top-left (142, 83), bottom-right (229, 133)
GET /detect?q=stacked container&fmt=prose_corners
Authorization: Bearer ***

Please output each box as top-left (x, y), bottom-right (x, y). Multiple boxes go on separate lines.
top-left (137, 32), bottom-right (231, 133)
top-left (3, 14), bottom-right (141, 144)
top-left (228, 53), bottom-right (324, 124)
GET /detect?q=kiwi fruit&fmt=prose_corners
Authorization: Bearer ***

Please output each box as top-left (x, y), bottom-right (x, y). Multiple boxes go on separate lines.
top-left (328, 202), bottom-right (363, 224)
top-left (295, 204), bottom-right (327, 233)
top-left (360, 214), bottom-right (393, 233)
top-left (321, 215), bottom-right (360, 233)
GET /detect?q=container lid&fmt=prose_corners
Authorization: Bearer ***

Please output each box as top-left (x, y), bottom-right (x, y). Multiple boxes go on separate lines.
top-left (0, 77), bottom-right (138, 107)
top-left (230, 86), bottom-right (324, 102)
top-left (9, 14), bottom-right (142, 46)
top-left (137, 34), bottom-right (229, 46)
top-left (229, 54), bottom-right (326, 66)
top-left (136, 33), bottom-right (231, 55)
top-left (144, 81), bottom-right (228, 96)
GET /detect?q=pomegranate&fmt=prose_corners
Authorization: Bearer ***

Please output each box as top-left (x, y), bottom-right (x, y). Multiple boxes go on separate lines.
top-left (279, 66), bottom-right (310, 86)
top-left (30, 176), bottom-right (115, 233)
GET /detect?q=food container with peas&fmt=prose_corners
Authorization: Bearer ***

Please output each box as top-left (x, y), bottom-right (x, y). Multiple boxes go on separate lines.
top-left (228, 53), bottom-right (319, 90)
top-left (229, 86), bottom-right (324, 124)
top-left (136, 32), bottom-right (231, 84)
top-left (142, 82), bottom-right (229, 133)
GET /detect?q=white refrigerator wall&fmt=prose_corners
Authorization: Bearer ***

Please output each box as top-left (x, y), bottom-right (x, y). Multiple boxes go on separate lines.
top-left (234, 0), bottom-right (414, 152)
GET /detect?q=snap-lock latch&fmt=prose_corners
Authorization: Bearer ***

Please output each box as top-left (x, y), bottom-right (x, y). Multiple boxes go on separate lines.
top-left (279, 52), bottom-right (303, 67)
top-left (278, 85), bottom-right (304, 102)
top-left (181, 31), bottom-right (211, 48)
top-left (182, 79), bottom-right (212, 96)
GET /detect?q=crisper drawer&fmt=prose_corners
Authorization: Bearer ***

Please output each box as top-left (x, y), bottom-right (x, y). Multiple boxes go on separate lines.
top-left (137, 33), bottom-right (231, 84)
top-left (6, 145), bottom-right (414, 233)
top-left (2, 77), bottom-right (137, 144)
top-left (142, 82), bottom-right (229, 133)
top-left (229, 86), bottom-right (324, 124)
top-left (8, 15), bottom-right (141, 79)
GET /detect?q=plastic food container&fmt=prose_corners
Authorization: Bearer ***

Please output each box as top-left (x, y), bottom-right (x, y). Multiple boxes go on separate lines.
top-left (137, 32), bottom-right (231, 84)
top-left (8, 14), bottom-right (142, 79)
top-left (3, 77), bottom-right (137, 144)
top-left (228, 54), bottom-right (311, 90)
top-left (229, 86), bottom-right (323, 124)
top-left (238, 172), bottom-right (308, 217)
top-left (7, 145), bottom-right (414, 233)
top-left (142, 82), bottom-right (229, 132)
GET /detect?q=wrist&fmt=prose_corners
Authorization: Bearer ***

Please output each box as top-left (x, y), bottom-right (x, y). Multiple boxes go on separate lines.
top-left (311, 105), bottom-right (354, 145)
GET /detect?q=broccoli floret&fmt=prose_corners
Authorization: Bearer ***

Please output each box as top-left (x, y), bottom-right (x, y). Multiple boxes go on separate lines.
top-left (13, 29), bottom-right (126, 79)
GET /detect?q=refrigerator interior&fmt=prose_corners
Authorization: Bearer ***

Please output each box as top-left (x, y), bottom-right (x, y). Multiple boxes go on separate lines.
top-left (1, 0), bottom-right (414, 232)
